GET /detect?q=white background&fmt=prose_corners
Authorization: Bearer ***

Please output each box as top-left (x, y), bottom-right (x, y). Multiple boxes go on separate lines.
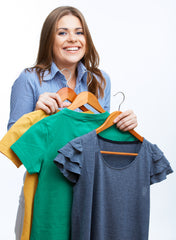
top-left (0, 0), bottom-right (176, 239)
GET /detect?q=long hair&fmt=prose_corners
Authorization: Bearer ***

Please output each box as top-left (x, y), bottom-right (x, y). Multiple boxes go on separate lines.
top-left (30, 6), bottom-right (106, 98)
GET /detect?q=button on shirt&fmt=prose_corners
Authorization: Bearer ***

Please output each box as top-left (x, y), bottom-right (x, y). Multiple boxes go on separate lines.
top-left (8, 61), bottom-right (111, 129)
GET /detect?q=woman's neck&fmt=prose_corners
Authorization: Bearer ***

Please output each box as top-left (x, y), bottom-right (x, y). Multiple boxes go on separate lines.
top-left (55, 62), bottom-right (77, 89)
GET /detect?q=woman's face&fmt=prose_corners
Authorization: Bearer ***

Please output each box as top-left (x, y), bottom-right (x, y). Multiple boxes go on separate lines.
top-left (53, 14), bottom-right (86, 69)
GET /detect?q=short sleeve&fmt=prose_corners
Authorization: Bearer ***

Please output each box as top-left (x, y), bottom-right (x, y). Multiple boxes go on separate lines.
top-left (150, 144), bottom-right (173, 185)
top-left (10, 121), bottom-right (49, 174)
top-left (54, 137), bottom-right (83, 183)
top-left (0, 110), bottom-right (47, 168)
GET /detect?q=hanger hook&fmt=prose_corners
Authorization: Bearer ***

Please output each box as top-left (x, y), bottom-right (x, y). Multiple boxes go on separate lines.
top-left (113, 91), bottom-right (125, 111)
top-left (60, 68), bottom-right (72, 87)
top-left (85, 70), bottom-right (93, 87)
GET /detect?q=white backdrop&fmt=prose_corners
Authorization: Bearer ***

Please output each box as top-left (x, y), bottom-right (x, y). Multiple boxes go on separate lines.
top-left (0, 0), bottom-right (175, 239)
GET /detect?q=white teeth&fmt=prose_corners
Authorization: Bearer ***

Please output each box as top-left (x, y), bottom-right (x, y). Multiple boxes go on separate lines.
top-left (65, 47), bottom-right (79, 51)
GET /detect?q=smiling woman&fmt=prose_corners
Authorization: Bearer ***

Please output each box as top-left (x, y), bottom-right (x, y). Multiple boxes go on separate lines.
top-left (6, 5), bottom-right (138, 240)
top-left (30, 6), bottom-right (108, 101)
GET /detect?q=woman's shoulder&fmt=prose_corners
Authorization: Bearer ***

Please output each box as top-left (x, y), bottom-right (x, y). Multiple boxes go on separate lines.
top-left (18, 68), bottom-right (38, 79)
top-left (14, 68), bottom-right (39, 87)
top-left (99, 69), bottom-right (111, 89)
top-left (100, 69), bottom-right (111, 82)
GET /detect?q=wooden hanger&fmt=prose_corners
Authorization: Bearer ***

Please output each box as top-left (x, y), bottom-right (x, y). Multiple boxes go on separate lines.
top-left (96, 111), bottom-right (143, 156)
top-left (68, 91), bottom-right (106, 113)
top-left (57, 88), bottom-right (89, 112)
top-left (57, 87), bottom-right (77, 102)
top-left (57, 68), bottom-right (93, 112)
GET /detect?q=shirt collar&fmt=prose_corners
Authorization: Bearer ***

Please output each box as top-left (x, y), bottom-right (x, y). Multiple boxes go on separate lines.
top-left (42, 61), bottom-right (88, 83)
top-left (76, 61), bottom-right (87, 84)
top-left (42, 62), bottom-right (61, 81)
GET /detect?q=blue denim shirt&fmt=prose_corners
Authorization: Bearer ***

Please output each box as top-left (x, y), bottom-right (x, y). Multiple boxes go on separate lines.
top-left (8, 61), bottom-right (111, 129)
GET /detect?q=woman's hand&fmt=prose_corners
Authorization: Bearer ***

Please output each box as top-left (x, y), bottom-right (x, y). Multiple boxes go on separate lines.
top-left (113, 110), bottom-right (138, 131)
top-left (35, 92), bottom-right (69, 114)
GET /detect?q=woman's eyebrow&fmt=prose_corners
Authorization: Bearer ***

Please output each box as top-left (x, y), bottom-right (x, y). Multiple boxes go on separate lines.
top-left (57, 27), bottom-right (68, 31)
top-left (57, 27), bottom-right (83, 31)
top-left (75, 27), bottom-right (83, 30)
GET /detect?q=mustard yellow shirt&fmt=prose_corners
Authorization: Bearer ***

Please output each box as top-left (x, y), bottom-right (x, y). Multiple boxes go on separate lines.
top-left (0, 110), bottom-right (48, 240)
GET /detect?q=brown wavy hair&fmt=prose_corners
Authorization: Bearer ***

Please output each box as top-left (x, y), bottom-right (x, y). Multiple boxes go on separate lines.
top-left (30, 6), bottom-right (106, 98)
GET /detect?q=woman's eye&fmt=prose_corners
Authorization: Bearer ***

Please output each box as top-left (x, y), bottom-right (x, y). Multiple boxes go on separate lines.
top-left (58, 32), bottom-right (66, 36)
top-left (76, 31), bottom-right (84, 35)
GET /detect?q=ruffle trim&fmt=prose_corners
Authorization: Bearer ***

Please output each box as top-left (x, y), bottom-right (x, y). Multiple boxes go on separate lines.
top-left (150, 144), bottom-right (173, 184)
top-left (54, 138), bottom-right (83, 183)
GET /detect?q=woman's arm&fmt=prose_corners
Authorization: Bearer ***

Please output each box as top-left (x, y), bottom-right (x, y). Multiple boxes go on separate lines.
top-left (8, 70), bottom-right (64, 130)
top-left (7, 71), bottom-right (36, 130)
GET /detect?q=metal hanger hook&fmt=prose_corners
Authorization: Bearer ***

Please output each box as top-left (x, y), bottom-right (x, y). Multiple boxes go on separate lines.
top-left (85, 70), bottom-right (93, 87)
top-left (113, 91), bottom-right (125, 111)
top-left (60, 68), bottom-right (72, 87)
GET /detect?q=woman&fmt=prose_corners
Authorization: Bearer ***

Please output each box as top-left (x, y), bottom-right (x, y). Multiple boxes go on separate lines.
top-left (8, 6), bottom-right (137, 130)
top-left (8, 6), bottom-right (138, 239)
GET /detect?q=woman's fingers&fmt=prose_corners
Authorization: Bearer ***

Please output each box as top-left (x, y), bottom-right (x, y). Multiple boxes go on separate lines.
top-left (113, 110), bottom-right (138, 131)
top-left (35, 92), bottom-right (63, 114)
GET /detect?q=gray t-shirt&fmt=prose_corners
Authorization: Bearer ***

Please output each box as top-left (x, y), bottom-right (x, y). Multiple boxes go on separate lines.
top-left (54, 130), bottom-right (173, 240)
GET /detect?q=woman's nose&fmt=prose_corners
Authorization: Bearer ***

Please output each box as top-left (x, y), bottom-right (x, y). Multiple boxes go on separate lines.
top-left (67, 33), bottom-right (77, 42)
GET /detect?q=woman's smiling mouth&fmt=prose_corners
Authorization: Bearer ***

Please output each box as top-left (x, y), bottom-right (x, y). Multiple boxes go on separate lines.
top-left (64, 47), bottom-right (80, 51)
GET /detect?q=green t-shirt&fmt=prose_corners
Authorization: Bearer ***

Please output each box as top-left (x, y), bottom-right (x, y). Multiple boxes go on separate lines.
top-left (11, 108), bottom-right (136, 240)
